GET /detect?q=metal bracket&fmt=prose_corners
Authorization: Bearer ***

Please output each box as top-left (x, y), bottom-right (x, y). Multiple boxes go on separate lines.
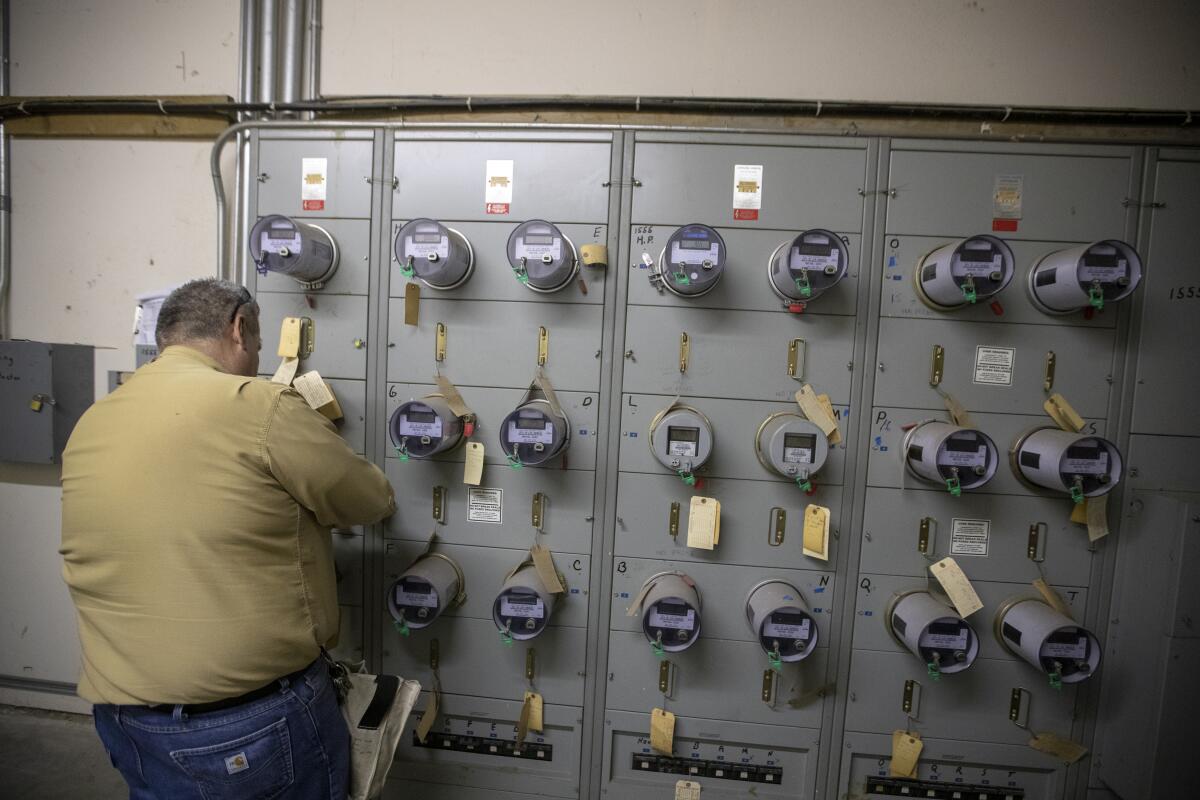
top-left (669, 501), bottom-right (680, 539)
top-left (532, 492), bottom-right (546, 533)
top-left (1009, 687), bottom-right (1032, 729)
top-left (525, 648), bottom-right (536, 683)
top-left (430, 639), bottom-right (440, 671)
top-left (537, 326), bottom-right (549, 367)
top-left (1043, 351), bottom-right (1056, 393)
top-left (658, 659), bottom-right (673, 695)
top-left (929, 344), bottom-right (944, 387)
top-left (918, 517), bottom-right (936, 557)
top-left (762, 669), bottom-right (777, 706)
top-left (432, 486), bottom-right (446, 524)
top-left (787, 338), bottom-right (806, 381)
top-left (679, 332), bottom-right (690, 374)
top-left (1027, 522), bottom-right (1047, 562)
top-left (770, 507), bottom-right (786, 546)
top-left (902, 678), bottom-right (921, 716)
top-left (435, 322), bottom-right (447, 363)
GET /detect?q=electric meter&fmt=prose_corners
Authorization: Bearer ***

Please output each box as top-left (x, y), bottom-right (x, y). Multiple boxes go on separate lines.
top-left (995, 596), bottom-right (1101, 686)
top-left (902, 420), bottom-right (999, 494)
top-left (744, 580), bottom-right (819, 664)
top-left (648, 403), bottom-right (714, 480)
top-left (249, 214), bottom-right (339, 288)
top-left (506, 220), bottom-right (579, 293)
top-left (767, 228), bottom-right (849, 305)
top-left (492, 563), bottom-right (557, 642)
top-left (639, 571), bottom-right (702, 654)
top-left (914, 235), bottom-right (1015, 310)
top-left (755, 412), bottom-right (829, 490)
top-left (1027, 240), bottom-right (1143, 314)
top-left (388, 395), bottom-right (464, 460)
top-left (653, 224), bottom-right (727, 297)
top-left (1011, 427), bottom-right (1123, 501)
top-left (394, 218), bottom-right (475, 290)
top-left (386, 553), bottom-right (464, 633)
top-left (885, 589), bottom-right (980, 677)
top-left (499, 399), bottom-right (570, 467)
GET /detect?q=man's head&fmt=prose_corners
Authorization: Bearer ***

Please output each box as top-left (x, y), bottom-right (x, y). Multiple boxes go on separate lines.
top-left (155, 279), bottom-right (261, 377)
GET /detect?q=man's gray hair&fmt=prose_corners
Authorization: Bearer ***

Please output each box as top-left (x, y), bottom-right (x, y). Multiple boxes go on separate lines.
top-left (155, 278), bottom-right (258, 349)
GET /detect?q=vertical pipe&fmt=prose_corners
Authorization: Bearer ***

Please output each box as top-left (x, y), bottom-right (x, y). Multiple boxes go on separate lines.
top-left (229, 0), bottom-right (258, 281)
top-left (0, 0), bottom-right (11, 338)
top-left (239, 0), bottom-right (258, 108)
top-left (302, 0), bottom-right (321, 104)
top-left (278, 0), bottom-right (303, 111)
top-left (257, 0), bottom-right (278, 106)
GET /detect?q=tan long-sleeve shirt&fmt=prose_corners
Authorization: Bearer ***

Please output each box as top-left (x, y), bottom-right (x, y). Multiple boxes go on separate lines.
top-left (60, 345), bottom-right (395, 705)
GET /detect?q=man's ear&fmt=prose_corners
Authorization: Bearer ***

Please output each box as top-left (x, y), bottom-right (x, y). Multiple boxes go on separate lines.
top-left (232, 312), bottom-right (250, 351)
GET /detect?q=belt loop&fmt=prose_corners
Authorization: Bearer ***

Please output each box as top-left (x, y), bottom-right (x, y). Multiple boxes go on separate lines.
top-left (171, 704), bottom-right (186, 722)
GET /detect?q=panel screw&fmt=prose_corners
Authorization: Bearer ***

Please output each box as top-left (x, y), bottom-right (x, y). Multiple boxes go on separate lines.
top-left (846, 361), bottom-right (854, 370)
top-left (877, 363), bottom-right (885, 372)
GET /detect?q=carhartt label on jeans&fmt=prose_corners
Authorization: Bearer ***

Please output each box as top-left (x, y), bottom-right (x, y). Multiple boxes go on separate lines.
top-left (224, 752), bottom-right (249, 774)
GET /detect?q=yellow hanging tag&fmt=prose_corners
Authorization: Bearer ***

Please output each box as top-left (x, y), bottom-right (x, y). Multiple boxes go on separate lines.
top-left (580, 243), bottom-right (609, 268)
top-left (815, 394), bottom-right (843, 445)
top-left (890, 729), bottom-right (923, 778)
top-left (686, 497), bottom-right (720, 550)
top-left (795, 384), bottom-right (840, 440)
top-left (650, 707), bottom-right (675, 755)
top-left (404, 282), bottom-right (420, 327)
top-left (415, 685), bottom-right (440, 743)
top-left (530, 544), bottom-right (565, 594)
top-left (1086, 494), bottom-right (1110, 542)
top-left (625, 577), bottom-right (658, 618)
top-left (434, 374), bottom-right (472, 419)
top-left (1070, 500), bottom-right (1088, 525)
top-left (929, 557), bottom-right (984, 617)
top-left (941, 391), bottom-right (973, 428)
top-left (1032, 578), bottom-right (1074, 620)
top-left (674, 779), bottom-right (701, 800)
top-left (524, 690), bottom-right (543, 732)
top-left (271, 356), bottom-right (299, 386)
top-left (463, 442), bottom-right (484, 485)
top-left (277, 317), bottom-right (302, 358)
top-left (1028, 731), bottom-right (1089, 764)
top-left (1044, 393), bottom-right (1085, 433)
top-left (803, 504), bottom-right (830, 561)
top-left (293, 370), bottom-right (334, 409)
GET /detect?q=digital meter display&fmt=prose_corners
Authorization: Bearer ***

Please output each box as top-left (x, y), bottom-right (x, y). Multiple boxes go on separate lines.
top-left (945, 437), bottom-right (982, 453)
top-left (680, 239), bottom-right (712, 250)
top-left (1083, 252), bottom-right (1118, 268)
top-left (960, 248), bottom-right (996, 263)
top-left (412, 233), bottom-right (442, 244)
top-left (523, 234), bottom-right (554, 245)
top-left (405, 409), bottom-right (437, 424)
top-left (517, 415), bottom-right (548, 430)
top-left (668, 426), bottom-right (700, 442)
top-left (267, 228), bottom-right (297, 240)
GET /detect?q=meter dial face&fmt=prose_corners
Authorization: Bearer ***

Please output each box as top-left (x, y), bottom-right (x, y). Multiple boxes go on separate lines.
top-left (499, 401), bottom-right (569, 467)
top-left (394, 218), bottom-right (474, 290)
top-left (506, 220), bottom-right (578, 292)
top-left (391, 576), bottom-right (440, 629)
top-left (917, 618), bottom-right (976, 670)
top-left (769, 228), bottom-right (849, 302)
top-left (1038, 627), bottom-right (1100, 683)
top-left (659, 224), bottom-right (727, 297)
top-left (1073, 241), bottom-right (1141, 302)
top-left (494, 589), bottom-right (548, 640)
top-left (643, 597), bottom-right (701, 652)
top-left (934, 429), bottom-right (997, 489)
top-left (758, 608), bottom-right (816, 661)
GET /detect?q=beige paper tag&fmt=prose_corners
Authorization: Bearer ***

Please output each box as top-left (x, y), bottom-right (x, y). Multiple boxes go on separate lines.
top-left (524, 690), bottom-right (544, 732)
top-left (889, 729), bottom-right (923, 778)
top-left (674, 780), bottom-right (701, 800)
top-left (941, 391), bottom-right (973, 428)
top-left (1028, 731), bottom-right (1088, 764)
top-left (516, 694), bottom-right (531, 746)
top-left (686, 497), bottom-right (720, 550)
top-left (650, 707), bottom-right (675, 755)
top-left (1070, 500), bottom-right (1088, 525)
top-left (316, 383), bottom-right (344, 421)
top-left (625, 577), bottom-right (657, 617)
top-left (580, 243), bottom-right (608, 267)
top-left (815, 394), bottom-right (843, 445)
top-left (404, 282), bottom-right (420, 327)
top-left (271, 356), bottom-right (299, 385)
top-left (929, 557), bottom-right (984, 617)
top-left (803, 504), bottom-right (830, 561)
top-left (463, 442), bottom-right (484, 485)
top-left (531, 543), bottom-right (565, 594)
top-left (1086, 493), bottom-right (1110, 542)
top-left (1033, 578), bottom-right (1074, 620)
top-left (293, 370), bottom-right (335, 410)
top-left (1044, 393), bottom-right (1085, 433)
top-left (795, 385), bottom-right (839, 439)
top-left (415, 686), bottom-right (440, 743)
top-left (434, 374), bottom-right (472, 419)
top-left (277, 317), bottom-right (302, 358)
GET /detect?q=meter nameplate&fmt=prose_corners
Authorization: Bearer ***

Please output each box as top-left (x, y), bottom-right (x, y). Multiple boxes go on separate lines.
top-left (404, 234), bottom-right (450, 261)
top-left (919, 627), bottom-right (970, 650)
top-left (667, 426), bottom-right (700, 457)
top-left (1064, 451), bottom-right (1109, 474)
top-left (648, 607), bottom-right (696, 630)
top-left (500, 596), bottom-right (545, 619)
top-left (399, 415), bottom-right (443, 438)
top-left (515, 237), bottom-right (563, 262)
top-left (262, 228), bottom-right (302, 255)
top-left (764, 617), bottom-right (811, 639)
top-left (1042, 637), bottom-right (1088, 660)
top-left (783, 432), bottom-right (816, 464)
top-left (508, 418), bottom-right (554, 444)
top-left (789, 248), bottom-right (839, 273)
top-left (941, 435), bottom-right (987, 468)
top-left (396, 584), bottom-right (439, 608)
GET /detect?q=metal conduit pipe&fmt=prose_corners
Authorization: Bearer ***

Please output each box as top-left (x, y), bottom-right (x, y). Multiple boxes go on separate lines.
top-left (229, 0), bottom-right (259, 280)
top-left (257, 0), bottom-right (277, 108)
top-left (278, 0), bottom-right (303, 112)
top-left (303, 0), bottom-right (321, 106)
top-left (0, 0), bottom-right (10, 339)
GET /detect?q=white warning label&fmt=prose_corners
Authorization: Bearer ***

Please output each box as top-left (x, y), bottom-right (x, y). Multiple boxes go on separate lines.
top-left (950, 518), bottom-right (990, 556)
top-left (973, 345), bottom-right (1015, 386)
top-left (468, 487), bottom-right (503, 524)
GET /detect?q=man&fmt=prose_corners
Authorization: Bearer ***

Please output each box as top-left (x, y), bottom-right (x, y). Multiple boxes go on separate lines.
top-left (60, 278), bottom-right (395, 799)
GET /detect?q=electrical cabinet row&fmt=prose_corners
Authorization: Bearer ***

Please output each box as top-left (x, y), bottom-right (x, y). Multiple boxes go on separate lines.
top-left (240, 130), bottom-right (1161, 800)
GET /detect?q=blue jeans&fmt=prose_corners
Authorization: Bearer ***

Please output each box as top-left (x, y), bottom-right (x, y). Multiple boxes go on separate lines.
top-left (93, 658), bottom-right (349, 800)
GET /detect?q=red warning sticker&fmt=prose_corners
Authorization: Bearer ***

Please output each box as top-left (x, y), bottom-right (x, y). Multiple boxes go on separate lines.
top-left (992, 218), bottom-right (1019, 232)
top-left (486, 203), bottom-right (510, 215)
top-left (733, 209), bottom-right (759, 221)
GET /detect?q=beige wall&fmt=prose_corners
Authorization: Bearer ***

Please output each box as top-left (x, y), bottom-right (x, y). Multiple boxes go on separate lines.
top-left (323, 0), bottom-right (1200, 109)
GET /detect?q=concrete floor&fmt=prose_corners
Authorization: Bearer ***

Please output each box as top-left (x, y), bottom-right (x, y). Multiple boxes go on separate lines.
top-left (0, 704), bottom-right (128, 798)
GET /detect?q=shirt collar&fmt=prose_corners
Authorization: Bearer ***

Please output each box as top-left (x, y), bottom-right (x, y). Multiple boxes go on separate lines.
top-left (158, 344), bottom-right (228, 373)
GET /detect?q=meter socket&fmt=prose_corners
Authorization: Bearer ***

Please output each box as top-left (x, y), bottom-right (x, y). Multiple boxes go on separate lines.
top-left (387, 553), bottom-right (464, 632)
top-left (506, 220), bottom-right (579, 293)
top-left (995, 596), bottom-right (1101, 686)
top-left (499, 399), bottom-right (570, 467)
top-left (1027, 240), bottom-right (1143, 314)
top-left (249, 214), bottom-right (339, 288)
top-left (903, 421), bottom-right (999, 494)
top-left (768, 228), bottom-right (849, 305)
top-left (914, 235), bottom-right (1015, 310)
top-left (886, 589), bottom-right (980, 677)
top-left (493, 563), bottom-right (558, 642)
top-left (649, 404), bottom-right (714, 478)
top-left (654, 224), bottom-right (727, 297)
top-left (1011, 427), bottom-right (1123, 501)
top-left (389, 395), bottom-right (465, 460)
top-left (755, 413), bottom-right (828, 489)
top-left (394, 218), bottom-right (475, 290)
top-left (745, 580), bottom-right (818, 663)
top-left (639, 571), bottom-right (702, 654)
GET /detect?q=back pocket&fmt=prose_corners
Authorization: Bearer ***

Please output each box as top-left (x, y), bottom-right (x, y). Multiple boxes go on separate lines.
top-left (170, 717), bottom-right (294, 800)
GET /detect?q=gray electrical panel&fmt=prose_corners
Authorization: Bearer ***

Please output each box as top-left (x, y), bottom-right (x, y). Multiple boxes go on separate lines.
top-left (239, 126), bottom-right (1196, 800)
top-left (0, 340), bottom-right (94, 464)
